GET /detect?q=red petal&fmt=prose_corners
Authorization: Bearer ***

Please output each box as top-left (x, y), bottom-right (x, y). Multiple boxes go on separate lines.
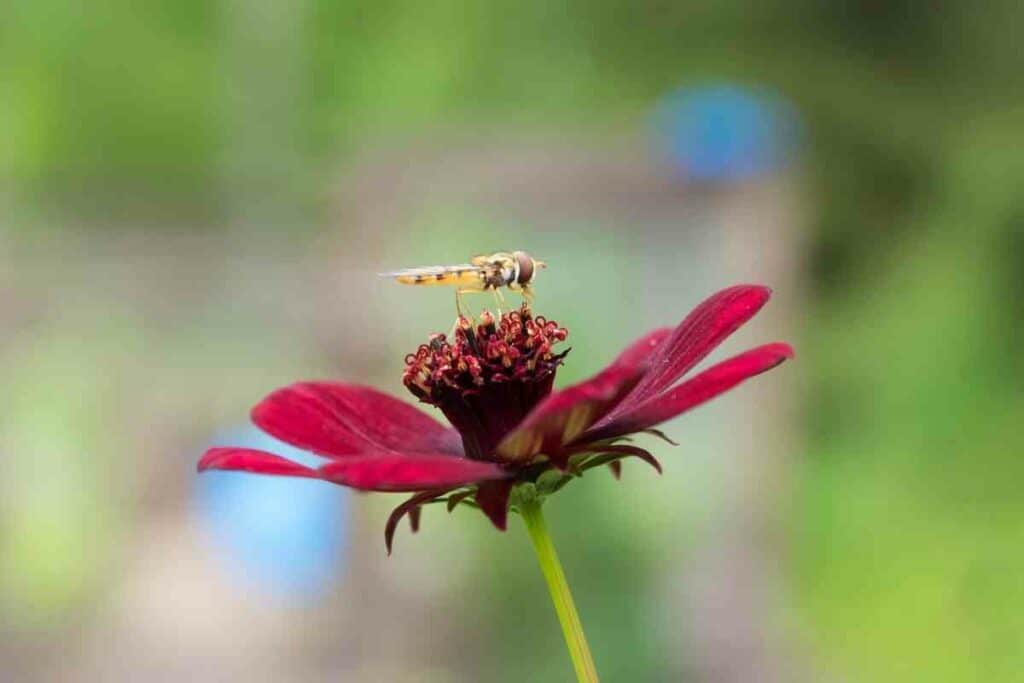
top-left (496, 364), bottom-right (642, 463)
top-left (585, 343), bottom-right (794, 442)
top-left (197, 447), bottom-right (319, 478)
top-left (610, 326), bottom-right (674, 370)
top-left (318, 453), bottom-right (508, 492)
top-left (252, 382), bottom-right (462, 459)
top-left (474, 479), bottom-right (516, 530)
top-left (385, 489), bottom-right (448, 554)
top-left (608, 285), bottom-right (773, 417)
top-left (493, 328), bottom-right (671, 463)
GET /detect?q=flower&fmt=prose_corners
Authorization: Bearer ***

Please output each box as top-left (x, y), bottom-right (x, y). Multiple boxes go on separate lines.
top-left (198, 284), bottom-right (793, 552)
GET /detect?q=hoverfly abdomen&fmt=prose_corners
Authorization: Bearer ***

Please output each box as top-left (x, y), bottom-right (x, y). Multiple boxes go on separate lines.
top-left (392, 266), bottom-right (482, 287)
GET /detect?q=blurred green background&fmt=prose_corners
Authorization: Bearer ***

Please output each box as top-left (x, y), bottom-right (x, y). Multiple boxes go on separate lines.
top-left (2, 1), bottom-right (1023, 681)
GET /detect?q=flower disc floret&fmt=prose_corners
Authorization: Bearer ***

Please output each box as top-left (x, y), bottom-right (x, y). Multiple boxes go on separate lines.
top-left (402, 307), bottom-right (569, 460)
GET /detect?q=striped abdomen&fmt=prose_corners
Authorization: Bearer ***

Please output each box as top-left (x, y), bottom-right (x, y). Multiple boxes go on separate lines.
top-left (390, 266), bottom-right (486, 289)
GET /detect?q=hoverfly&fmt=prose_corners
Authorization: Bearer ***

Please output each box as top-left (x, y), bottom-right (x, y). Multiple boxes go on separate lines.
top-left (381, 250), bottom-right (546, 316)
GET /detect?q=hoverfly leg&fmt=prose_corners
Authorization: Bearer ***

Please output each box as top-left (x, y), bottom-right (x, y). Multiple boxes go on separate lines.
top-left (492, 288), bottom-right (507, 316)
top-left (450, 290), bottom-right (465, 339)
top-left (455, 289), bottom-right (467, 319)
top-left (455, 288), bottom-right (482, 323)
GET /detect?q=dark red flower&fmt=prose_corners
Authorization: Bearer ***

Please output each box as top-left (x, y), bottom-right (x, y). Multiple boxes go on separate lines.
top-left (198, 284), bottom-right (793, 552)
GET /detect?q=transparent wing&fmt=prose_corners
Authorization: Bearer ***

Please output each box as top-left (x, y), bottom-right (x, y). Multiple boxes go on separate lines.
top-left (377, 264), bottom-right (476, 278)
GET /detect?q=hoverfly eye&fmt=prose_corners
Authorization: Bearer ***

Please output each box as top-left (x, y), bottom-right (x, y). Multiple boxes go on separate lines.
top-left (515, 252), bottom-right (535, 285)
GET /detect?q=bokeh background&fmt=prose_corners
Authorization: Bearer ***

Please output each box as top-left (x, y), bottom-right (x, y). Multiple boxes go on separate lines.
top-left (2, 2), bottom-right (1023, 681)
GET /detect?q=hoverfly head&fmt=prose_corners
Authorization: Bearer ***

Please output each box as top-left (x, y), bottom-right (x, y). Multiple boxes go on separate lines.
top-left (512, 250), bottom-right (543, 286)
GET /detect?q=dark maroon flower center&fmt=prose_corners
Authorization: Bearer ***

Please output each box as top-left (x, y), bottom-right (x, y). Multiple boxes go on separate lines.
top-left (403, 306), bottom-right (569, 460)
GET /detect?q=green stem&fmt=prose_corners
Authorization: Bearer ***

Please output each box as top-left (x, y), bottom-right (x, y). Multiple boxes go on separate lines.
top-left (520, 498), bottom-right (600, 683)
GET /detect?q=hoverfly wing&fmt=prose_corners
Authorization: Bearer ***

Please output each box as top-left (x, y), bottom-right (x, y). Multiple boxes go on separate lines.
top-left (381, 264), bottom-right (484, 287)
top-left (378, 265), bottom-right (450, 279)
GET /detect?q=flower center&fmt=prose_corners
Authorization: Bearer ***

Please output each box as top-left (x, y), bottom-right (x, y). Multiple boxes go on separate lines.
top-left (403, 306), bottom-right (569, 460)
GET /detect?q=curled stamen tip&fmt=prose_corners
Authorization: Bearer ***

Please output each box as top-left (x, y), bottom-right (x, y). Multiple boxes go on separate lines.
top-left (403, 306), bottom-right (569, 402)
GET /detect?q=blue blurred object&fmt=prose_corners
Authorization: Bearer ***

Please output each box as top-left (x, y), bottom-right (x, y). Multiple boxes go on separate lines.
top-left (653, 84), bottom-right (801, 182)
top-left (195, 425), bottom-right (349, 602)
